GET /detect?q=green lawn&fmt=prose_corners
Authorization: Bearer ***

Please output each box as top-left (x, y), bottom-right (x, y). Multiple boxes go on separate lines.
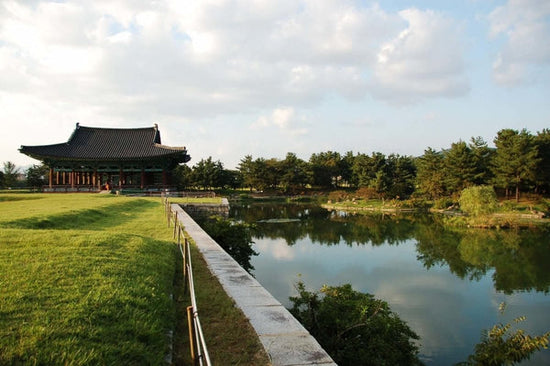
top-left (0, 193), bottom-right (269, 365)
top-left (0, 194), bottom-right (175, 365)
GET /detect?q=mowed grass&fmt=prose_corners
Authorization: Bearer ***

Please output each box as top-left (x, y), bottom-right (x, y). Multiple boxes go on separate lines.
top-left (0, 194), bottom-right (175, 365)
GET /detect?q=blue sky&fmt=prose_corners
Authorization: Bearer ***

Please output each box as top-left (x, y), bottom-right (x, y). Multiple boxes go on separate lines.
top-left (1, 0), bottom-right (548, 170)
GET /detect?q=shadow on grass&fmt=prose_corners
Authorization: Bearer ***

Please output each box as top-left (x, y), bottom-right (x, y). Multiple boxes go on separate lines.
top-left (0, 199), bottom-right (158, 230)
top-left (0, 196), bottom-right (44, 202)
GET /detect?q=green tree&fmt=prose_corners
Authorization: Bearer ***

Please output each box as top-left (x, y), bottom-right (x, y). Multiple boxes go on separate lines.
top-left (340, 151), bottom-right (355, 187)
top-left (459, 185), bottom-right (498, 217)
top-left (416, 148), bottom-right (446, 199)
top-left (352, 152), bottom-right (387, 191)
top-left (0, 170), bottom-right (4, 188)
top-left (172, 164), bottom-right (193, 190)
top-left (491, 129), bottom-right (539, 201)
top-left (534, 129), bottom-right (550, 194)
top-left (289, 281), bottom-right (423, 366)
top-left (279, 152), bottom-right (310, 193)
top-left (263, 158), bottom-right (281, 190)
top-left (2, 161), bottom-right (19, 188)
top-left (385, 154), bottom-right (416, 199)
top-left (26, 164), bottom-right (49, 189)
top-left (220, 169), bottom-right (242, 189)
top-left (238, 155), bottom-right (256, 191)
top-left (469, 136), bottom-right (494, 186)
top-left (443, 141), bottom-right (478, 194)
top-left (197, 216), bottom-right (257, 273)
top-left (191, 157), bottom-right (224, 189)
top-left (309, 151), bottom-right (342, 188)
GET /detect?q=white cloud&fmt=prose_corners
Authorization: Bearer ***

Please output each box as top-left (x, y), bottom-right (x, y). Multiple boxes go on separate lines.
top-left (0, 0), bottom-right (472, 129)
top-left (489, 0), bottom-right (550, 85)
top-left (7, 1), bottom-right (543, 168)
top-left (372, 8), bottom-right (468, 103)
top-left (251, 107), bottom-right (307, 136)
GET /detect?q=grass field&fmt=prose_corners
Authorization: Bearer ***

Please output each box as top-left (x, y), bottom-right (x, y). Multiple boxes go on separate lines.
top-left (0, 194), bottom-right (176, 364)
top-left (0, 193), bottom-right (269, 365)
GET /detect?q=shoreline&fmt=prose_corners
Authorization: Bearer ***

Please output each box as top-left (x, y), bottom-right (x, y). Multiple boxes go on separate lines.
top-left (321, 202), bottom-right (549, 229)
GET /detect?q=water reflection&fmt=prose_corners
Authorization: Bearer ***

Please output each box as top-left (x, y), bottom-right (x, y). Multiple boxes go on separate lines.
top-left (229, 203), bottom-right (550, 365)
top-left (231, 203), bottom-right (550, 295)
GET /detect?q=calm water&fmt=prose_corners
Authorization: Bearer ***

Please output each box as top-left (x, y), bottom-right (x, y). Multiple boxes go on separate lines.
top-left (229, 203), bottom-right (550, 365)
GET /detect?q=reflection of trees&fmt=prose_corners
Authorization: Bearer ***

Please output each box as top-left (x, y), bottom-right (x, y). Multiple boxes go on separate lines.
top-left (320, 212), bottom-right (417, 246)
top-left (231, 203), bottom-right (550, 294)
top-left (231, 203), bottom-right (418, 246)
top-left (414, 223), bottom-right (488, 281)
top-left (415, 223), bottom-right (550, 294)
top-left (457, 229), bottom-right (550, 294)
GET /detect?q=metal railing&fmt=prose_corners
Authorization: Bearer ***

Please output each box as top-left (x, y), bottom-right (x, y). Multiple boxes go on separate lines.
top-left (165, 199), bottom-right (212, 366)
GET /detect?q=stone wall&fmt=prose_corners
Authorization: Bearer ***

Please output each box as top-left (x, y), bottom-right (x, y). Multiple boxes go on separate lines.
top-left (171, 204), bottom-right (336, 366)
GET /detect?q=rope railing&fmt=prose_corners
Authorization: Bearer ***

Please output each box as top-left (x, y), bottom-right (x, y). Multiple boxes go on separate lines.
top-left (164, 198), bottom-right (212, 366)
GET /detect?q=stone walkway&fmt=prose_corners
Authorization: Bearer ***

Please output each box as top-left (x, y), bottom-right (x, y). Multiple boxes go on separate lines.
top-left (171, 204), bottom-right (336, 366)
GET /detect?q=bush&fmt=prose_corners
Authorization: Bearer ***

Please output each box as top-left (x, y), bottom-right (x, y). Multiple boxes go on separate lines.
top-left (401, 198), bottom-right (430, 209)
top-left (459, 186), bottom-right (498, 217)
top-left (328, 190), bottom-right (351, 202)
top-left (433, 197), bottom-right (456, 210)
top-left (289, 281), bottom-right (423, 366)
top-left (196, 216), bottom-right (257, 273)
top-left (354, 187), bottom-right (380, 200)
top-left (461, 304), bottom-right (550, 366)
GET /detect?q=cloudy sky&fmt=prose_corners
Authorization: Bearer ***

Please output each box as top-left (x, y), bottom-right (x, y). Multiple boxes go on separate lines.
top-left (1, 0), bottom-right (549, 169)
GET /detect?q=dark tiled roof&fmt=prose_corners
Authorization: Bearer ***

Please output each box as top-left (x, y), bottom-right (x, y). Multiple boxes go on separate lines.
top-left (20, 124), bottom-right (190, 163)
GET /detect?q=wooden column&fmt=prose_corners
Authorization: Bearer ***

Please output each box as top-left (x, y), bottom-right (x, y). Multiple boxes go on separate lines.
top-left (70, 171), bottom-right (75, 188)
top-left (162, 169), bottom-right (168, 187)
top-left (119, 167), bottom-right (123, 189)
top-left (141, 168), bottom-right (145, 189)
top-left (49, 168), bottom-right (53, 188)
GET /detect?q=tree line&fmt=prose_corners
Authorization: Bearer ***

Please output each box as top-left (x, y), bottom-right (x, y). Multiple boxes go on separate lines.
top-left (0, 162), bottom-right (48, 189)
top-left (174, 128), bottom-right (550, 201)
top-left (3, 127), bottom-right (549, 199)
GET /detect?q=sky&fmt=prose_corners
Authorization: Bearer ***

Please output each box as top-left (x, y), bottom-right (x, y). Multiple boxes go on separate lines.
top-left (1, 0), bottom-right (549, 170)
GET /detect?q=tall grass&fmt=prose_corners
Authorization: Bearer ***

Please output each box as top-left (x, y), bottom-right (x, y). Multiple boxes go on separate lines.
top-left (0, 194), bottom-right (175, 365)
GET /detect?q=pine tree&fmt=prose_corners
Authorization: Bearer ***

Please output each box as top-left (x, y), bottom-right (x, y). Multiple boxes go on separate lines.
top-left (469, 136), bottom-right (494, 185)
top-left (534, 129), bottom-right (550, 194)
top-left (416, 148), bottom-right (445, 199)
top-left (309, 151), bottom-right (342, 188)
top-left (2, 161), bottom-right (19, 188)
top-left (491, 129), bottom-right (539, 202)
top-left (443, 140), bottom-right (477, 194)
top-left (238, 155), bottom-right (255, 191)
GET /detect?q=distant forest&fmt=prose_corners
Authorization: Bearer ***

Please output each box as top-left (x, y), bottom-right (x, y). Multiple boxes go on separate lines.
top-left (173, 128), bottom-right (550, 201)
top-left (2, 128), bottom-right (549, 201)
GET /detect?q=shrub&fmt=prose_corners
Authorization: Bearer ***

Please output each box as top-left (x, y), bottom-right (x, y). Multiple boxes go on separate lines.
top-left (328, 190), bottom-right (351, 202)
top-left (196, 216), bottom-right (257, 273)
top-left (461, 304), bottom-right (550, 366)
top-left (459, 186), bottom-right (498, 217)
top-left (401, 198), bottom-right (430, 209)
top-left (433, 197), bottom-right (456, 210)
top-left (289, 281), bottom-right (423, 366)
top-left (354, 187), bottom-right (380, 200)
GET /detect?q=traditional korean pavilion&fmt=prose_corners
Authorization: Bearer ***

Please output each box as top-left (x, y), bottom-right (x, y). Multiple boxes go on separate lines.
top-left (20, 123), bottom-right (191, 192)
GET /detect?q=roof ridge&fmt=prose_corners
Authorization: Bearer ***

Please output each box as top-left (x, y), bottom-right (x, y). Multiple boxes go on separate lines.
top-left (77, 125), bottom-right (156, 131)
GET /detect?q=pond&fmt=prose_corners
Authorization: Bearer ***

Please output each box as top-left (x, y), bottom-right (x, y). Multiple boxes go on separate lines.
top-left (229, 203), bottom-right (550, 365)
